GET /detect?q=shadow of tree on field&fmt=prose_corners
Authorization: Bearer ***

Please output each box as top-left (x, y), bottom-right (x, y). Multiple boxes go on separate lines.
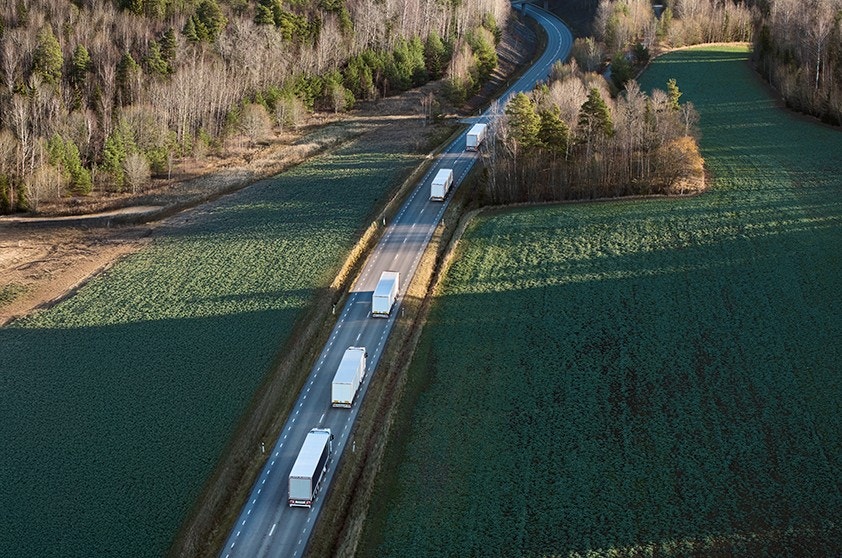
top-left (366, 43), bottom-right (842, 558)
top-left (0, 115), bottom-right (427, 558)
top-left (0, 308), bottom-right (304, 558)
top-left (369, 215), bottom-right (842, 556)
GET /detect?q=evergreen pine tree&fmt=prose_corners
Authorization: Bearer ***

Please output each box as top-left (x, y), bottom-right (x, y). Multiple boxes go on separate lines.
top-left (116, 51), bottom-right (140, 105)
top-left (144, 40), bottom-right (169, 76)
top-left (66, 142), bottom-right (92, 195)
top-left (102, 133), bottom-right (127, 191)
top-left (578, 88), bottom-right (614, 139)
top-left (192, 16), bottom-right (210, 42)
top-left (161, 28), bottom-right (177, 63)
top-left (33, 25), bottom-right (63, 85)
top-left (610, 52), bottom-right (633, 89)
top-left (505, 92), bottom-right (541, 148)
top-left (538, 106), bottom-right (570, 156)
top-left (408, 37), bottom-right (428, 86)
top-left (69, 43), bottom-right (91, 109)
top-left (46, 135), bottom-right (91, 196)
top-left (254, 3), bottom-right (275, 25)
top-left (468, 28), bottom-right (497, 80)
top-left (424, 32), bottom-right (446, 80)
top-left (183, 16), bottom-right (200, 43)
top-left (337, 6), bottom-right (353, 35)
top-left (144, 0), bottom-right (166, 19)
top-left (667, 78), bottom-right (682, 110)
top-left (195, 0), bottom-right (227, 42)
top-left (124, 0), bottom-right (144, 15)
top-left (70, 44), bottom-right (91, 87)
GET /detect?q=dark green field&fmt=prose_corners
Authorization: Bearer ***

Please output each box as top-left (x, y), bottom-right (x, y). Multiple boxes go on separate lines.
top-left (0, 136), bottom-right (423, 557)
top-left (359, 46), bottom-right (842, 556)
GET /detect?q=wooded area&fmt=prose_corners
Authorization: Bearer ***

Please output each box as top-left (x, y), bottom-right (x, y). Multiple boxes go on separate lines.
top-left (754, 0), bottom-right (842, 125)
top-left (484, 61), bottom-right (703, 203)
top-left (583, 0), bottom-right (753, 88)
top-left (487, 0), bottom-right (842, 204)
top-left (0, 0), bottom-right (507, 212)
top-left (578, 0), bottom-right (841, 124)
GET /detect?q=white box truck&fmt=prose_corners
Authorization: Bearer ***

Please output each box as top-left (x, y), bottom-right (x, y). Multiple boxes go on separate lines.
top-left (288, 428), bottom-right (333, 508)
top-left (466, 123), bottom-right (487, 151)
top-left (430, 168), bottom-right (454, 201)
top-left (372, 271), bottom-right (399, 318)
top-left (331, 347), bottom-right (367, 408)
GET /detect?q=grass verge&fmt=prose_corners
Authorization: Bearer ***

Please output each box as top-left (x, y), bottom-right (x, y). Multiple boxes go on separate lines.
top-left (172, 123), bottom-right (459, 557)
top-left (304, 163), bottom-right (485, 558)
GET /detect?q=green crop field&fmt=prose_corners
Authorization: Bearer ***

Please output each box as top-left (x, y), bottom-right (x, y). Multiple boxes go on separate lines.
top-left (0, 135), bottom-right (425, 557)
top-left (359, 46), bottom-right (842, 556)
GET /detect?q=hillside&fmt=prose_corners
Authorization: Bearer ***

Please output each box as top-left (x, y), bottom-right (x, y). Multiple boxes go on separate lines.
top-left (0, 0), bottom-right (508, 212)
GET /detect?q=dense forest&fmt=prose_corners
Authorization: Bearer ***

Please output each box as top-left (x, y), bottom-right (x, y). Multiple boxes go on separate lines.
top-left (0, 0), bottom-right (508, 212)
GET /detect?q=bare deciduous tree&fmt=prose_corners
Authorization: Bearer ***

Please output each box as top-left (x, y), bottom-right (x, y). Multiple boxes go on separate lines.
top-left (238, 103), bottom-right (272, 146)
top-left (123, 152), bottom-right (150, 194)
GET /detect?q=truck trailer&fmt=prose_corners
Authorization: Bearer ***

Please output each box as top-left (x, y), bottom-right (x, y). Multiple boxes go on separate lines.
top-left (430, 168), bottom-right (454, 201)
top-left (331, 347), bottom-right (367, 408)
top-left (288, 428), bottom-right (333, 508)
top-left (372, 270), bottom-right (400, 318)
top-left (466, 123), bottom-right (487, 151)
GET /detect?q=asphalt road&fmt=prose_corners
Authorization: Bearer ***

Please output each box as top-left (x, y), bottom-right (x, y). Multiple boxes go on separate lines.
top-left (220, 6), bottom-right (572, 557)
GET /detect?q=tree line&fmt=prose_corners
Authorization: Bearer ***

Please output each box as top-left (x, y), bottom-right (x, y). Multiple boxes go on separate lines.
top-left (482, 60), bottom-right (704, 204)
top-left (574, 0), bottom-right (753, 89)
top-left (753, 0), bottom-right (842, 125)
top-left (575, 0), bottom-right (841, 126)
top-left (0, 0), bottom-right (508, 212)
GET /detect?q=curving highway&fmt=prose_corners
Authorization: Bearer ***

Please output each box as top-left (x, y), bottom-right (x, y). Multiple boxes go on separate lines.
top-left (219, 5), bottom-right (572, 557)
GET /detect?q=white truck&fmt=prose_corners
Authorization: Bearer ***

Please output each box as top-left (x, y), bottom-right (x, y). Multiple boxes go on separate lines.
top-left (288, 428), bottom-right (333, 508)
top-left (430, 168), bottom-right (454, 201)
top-left (466, 123), bottom-right (487, 151)
top-left (331, 347), bottom-right (367, 408)
top-left (372, 270), bottom-right (399, 318)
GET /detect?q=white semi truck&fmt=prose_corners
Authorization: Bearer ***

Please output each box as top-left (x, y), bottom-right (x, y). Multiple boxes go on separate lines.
top-left (331, 347), bottom-right (367, 408)
top-left (288, 428), bottom-right (333, 508)
top-left (372, 271), bottom-right (399, 318)
top-left (430, 168), bottom-right (454, 201)
top-left (466, 123), bottom-right (487, 151)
